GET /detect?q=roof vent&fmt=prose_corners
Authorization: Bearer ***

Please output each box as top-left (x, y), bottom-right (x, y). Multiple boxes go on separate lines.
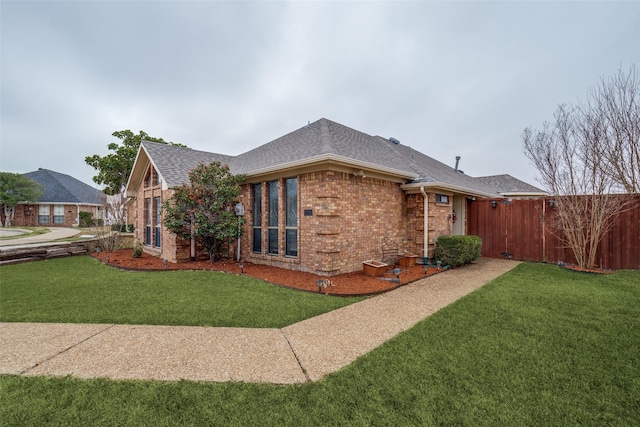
top-left (389, 137), bottom-right (400, 145)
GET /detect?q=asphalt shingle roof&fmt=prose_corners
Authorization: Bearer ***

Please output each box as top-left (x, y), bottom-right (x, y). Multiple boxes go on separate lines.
top-left (24, 169), bottom-right (105, 205)
top-left (138, 118), bottom-right (539, 198)
top-left (475, 174), bottom-right (546, 194)
top-left (142, 142), bottom-right (234, 188)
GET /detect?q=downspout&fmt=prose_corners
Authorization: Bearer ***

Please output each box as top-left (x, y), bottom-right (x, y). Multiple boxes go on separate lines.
top-left (76, 204), bottom-right (80, 225)
top-left (420, 186), bottom-right (429, 260)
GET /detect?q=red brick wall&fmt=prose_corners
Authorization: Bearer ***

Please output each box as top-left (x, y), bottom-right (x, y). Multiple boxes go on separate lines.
top-left (131, 167), bottom-right (459, 274)
top-left (239, 171), bottom-right (457, 275)
top-left (9, 204), bottom-right (102, 228)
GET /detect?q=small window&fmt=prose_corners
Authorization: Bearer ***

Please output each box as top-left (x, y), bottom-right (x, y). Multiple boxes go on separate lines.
top-left (53, 205), bottom-right (65, 224)
top-left (38, 205), bottom-right (50, 224)
top-left (436, 194), bottom-right (449, 204)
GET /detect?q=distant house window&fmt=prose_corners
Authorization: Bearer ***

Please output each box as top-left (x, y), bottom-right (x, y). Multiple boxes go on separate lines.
top-left (436, 194), bottom-right (449, 204)
top-left (268, 181), bottom-right (279, 255)
top-left (252, 184), bottom-right (262, 253)
top-left (38, 205), bottom-right (50, 224)
top-left (53, 205), bottom-right (65, 224)
top-left (144, 198), bottom-right (151, 245)
top-left (154, 197), bottom-right (161, 248)
top-left (285, 178), bottom-right (298, 257)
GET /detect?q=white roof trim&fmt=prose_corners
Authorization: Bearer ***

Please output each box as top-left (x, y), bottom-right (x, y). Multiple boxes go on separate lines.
top-left (245, 153), bottom-right (419, 180)
top-left (401, 182), bottom-right (497, 199)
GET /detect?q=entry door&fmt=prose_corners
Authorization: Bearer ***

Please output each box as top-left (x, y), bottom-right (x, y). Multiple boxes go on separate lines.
top-left (452, 196), bottom-right (466, 236)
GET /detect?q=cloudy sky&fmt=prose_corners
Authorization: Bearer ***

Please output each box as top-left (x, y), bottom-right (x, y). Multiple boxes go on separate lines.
top-left (2, 1), bottom-right (638, 191)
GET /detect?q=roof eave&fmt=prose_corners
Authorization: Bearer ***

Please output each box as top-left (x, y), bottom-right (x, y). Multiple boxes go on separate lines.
top-left (244, 154), bottom-right (418, 181)
top-left (401, 182), bottom-right (498, 198)
top-left (499, 191), bottom-right (549, 197)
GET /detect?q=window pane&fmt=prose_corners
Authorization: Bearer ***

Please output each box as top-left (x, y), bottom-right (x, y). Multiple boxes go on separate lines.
top-left (155, 226), bottom-right (161, 247)
top-left (39, 205), bottom-right (49, 224)
top-left (285, 178), bottom-right (297, 227)
top-left (144, 198), bottom-right (151, 245)
top-left (252, 184), bottom-right (262, 226)
top-left (268, 229), bottom-right (278, 254)
top-left (268, 181), bottom-right (278, 226)
top-left (252, 228), bottom-right (262, 253)
top-left (285, 229), bottom-right (297, 257)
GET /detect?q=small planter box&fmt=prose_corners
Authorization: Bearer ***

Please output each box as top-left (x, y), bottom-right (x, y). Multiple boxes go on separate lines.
top-left (398, 255), bottom-right (418, 268)
top-left (363, 260), bottom-right (388, 277)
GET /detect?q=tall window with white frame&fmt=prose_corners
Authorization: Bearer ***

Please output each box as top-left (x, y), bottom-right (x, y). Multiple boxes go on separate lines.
top-left (53, 205), bottom-right (64, 224)
top-left (252, 184), bottom-right (262, 253)
top-left (285, 177), bottom-right (298, 257)
top-left (153, 196), bottom-right (161, 248)
top-left (144, 198), bottom-right (151, 245)
top-left (268, 180), bottom-right (279, 255)
top-left (38, 205), bottom-right (49, 224)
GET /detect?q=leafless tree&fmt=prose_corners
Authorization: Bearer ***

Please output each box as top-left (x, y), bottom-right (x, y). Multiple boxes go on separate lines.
top-left (588, 65), bottom-right (640, 193)
top-left (523, 65), bottom-right (639, 270)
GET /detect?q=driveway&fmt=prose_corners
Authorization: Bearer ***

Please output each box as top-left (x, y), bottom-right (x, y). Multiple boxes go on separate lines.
top-left (0, 227), bottom-right (82, 247)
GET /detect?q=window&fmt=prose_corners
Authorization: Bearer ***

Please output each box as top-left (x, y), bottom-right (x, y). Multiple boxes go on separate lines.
top-left (144, 169), bottom-right (152, 188)
top-left (53, 205), bottom-right (64, 224)
top-left (252, 184), bottom-right (262, 253)
top-left (144, 198), bottom-right (151, 245)
top-left (285, 178), bottom-right (298, 257)
top-left (154, 197), bottom-right (161, 248)
top-left (436, 194), bottom-right (449, 204)
top-left (268, 181), bottom-right (279, 254)
top-left (38, 205), bottom-right (50, 224)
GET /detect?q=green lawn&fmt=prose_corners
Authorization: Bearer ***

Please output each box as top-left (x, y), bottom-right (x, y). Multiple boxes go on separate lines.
top-left (0, 256), bottom-right (364, 328)
top-left (1, 262), bottom-right (639, 425)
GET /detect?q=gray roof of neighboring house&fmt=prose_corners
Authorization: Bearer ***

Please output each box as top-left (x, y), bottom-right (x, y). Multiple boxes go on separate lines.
top-left (137, 118), bottom-right (538, 198)
top-left (24, 169), bottom-right (105, 205)
top-left (475, 174), bottom-right (547, 195)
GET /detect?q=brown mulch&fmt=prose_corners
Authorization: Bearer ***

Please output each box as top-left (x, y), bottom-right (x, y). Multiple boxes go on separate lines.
top-left (560, 264), bottom-right (613, 275)
top-left (90, 250), bottom-right (444, 296)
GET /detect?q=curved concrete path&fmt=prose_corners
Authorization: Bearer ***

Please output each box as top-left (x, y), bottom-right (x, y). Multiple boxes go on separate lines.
top-left (0, 227), bottom-right (81, 247)
top-left (0, 258), bottom-right (520, 384)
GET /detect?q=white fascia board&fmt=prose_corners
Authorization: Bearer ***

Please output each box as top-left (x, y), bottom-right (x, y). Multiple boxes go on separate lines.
top-left (245, 154), bottom-right (418, 180)
top-left (499, 192), bottom-right (549, 197)
top-left (125, 144), bottom-right (168, 196)
top-left (401, 182), bottom-right (498, 199)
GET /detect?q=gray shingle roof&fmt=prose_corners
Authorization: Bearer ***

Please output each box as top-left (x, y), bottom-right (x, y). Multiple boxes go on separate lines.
top-left (24, 169), bottom-right (105, 205)
top-left (475, 174), bottom-right (546, 195)
top-left (142, 142), bottom-right (234, 188)
top-left (138, 118), bottom-right (539, 198)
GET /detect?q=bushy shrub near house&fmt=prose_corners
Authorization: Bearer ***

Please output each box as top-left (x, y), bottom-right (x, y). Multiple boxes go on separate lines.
top-left (434, 235), bottom-right (482, 267)
top-left (79, 211), bottom-right (93, 227)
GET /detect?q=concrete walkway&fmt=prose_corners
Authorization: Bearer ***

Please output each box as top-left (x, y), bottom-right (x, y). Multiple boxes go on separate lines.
top-left (0, 227), bottom-right (82, 247)
top-left (0, 258), bottom-right (520, 384)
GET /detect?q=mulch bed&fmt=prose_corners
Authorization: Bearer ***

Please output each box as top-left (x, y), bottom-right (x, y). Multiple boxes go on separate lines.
top-left (559, 263), bottom-right (613, 275)
top-left (90, 249), bottom-right (444, 296)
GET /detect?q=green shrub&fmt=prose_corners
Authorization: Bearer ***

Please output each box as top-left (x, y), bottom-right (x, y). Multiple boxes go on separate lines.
top-left (79, 211), bottom-right (93, 227)
top-left (434, 235), bottom-right (482, 267)
top-left (132, 243), bottom-right (143, 258)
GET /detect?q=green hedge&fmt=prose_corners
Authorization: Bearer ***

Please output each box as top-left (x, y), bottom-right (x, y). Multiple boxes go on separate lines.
top-left (434, 235), bottom-right (482, 267)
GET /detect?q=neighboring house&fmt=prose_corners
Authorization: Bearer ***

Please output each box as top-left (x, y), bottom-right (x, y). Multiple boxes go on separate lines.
top-left (11, 169), bottom-right (106, 227)
top-left (125, 118), bottom-right (545, 275)
top-left (475, 174), bottom-right (548, 199)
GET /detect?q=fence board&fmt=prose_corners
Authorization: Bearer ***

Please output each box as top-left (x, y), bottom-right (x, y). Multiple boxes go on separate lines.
top-left (468, 195), bottom-right (640, 270)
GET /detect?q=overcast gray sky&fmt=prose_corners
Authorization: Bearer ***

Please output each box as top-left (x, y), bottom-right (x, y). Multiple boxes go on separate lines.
top-left (2, 1), bottom-right (638, 191)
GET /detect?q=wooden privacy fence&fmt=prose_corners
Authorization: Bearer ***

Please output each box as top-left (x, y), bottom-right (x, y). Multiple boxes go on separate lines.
top-left (467, 195), bottom-right (640, 270)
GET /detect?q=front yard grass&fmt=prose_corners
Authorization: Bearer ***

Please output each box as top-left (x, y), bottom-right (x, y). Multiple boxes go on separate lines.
top-left (1, 262), bottom-right (639, 425)
top-left (0, 256), bottom-right (365, 328)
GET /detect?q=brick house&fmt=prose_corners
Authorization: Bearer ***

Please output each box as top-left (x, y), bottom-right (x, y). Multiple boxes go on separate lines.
top-left (9, 168), bottom-right (106, 228)
top-left (125, 118), bottom-right (544, 275)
